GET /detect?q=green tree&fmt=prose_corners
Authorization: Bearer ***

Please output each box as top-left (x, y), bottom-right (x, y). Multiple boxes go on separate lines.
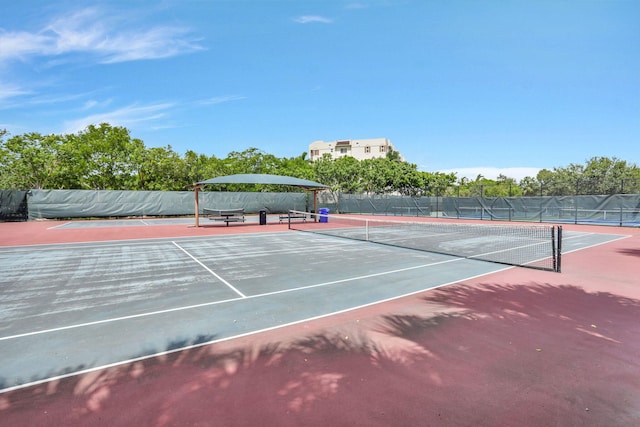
top-left (133, 145), bottom-right (186, 190)
top-left (0, 132), bottom-right (64, 189)
top-left (71, 124), bottom-right (142, 190)
top-left (278, 152), bottom-right (315, 183)
top-left (359, 158), bottom-right (383, 194)
top-left (422, 171), bottom-right (457, 196)
top-left (519, 176), bottom-right (541, 196)
top-left (537, 166), bottom-right (579, 196)
top-left (183, 150), bottom-right (227, 185)
top-left (221, 148), bottom-right (283, 191)
top-left (225, 148), bottom-right (280, 175)
top-left (581, 156), bottom-right (635, 195)
top-left (313, 155), bottom-right (361, 212)
top-left (532, 157), bottom-right (640, 196)
top-left (385, 147), bottom-right (402, 162)
top-left (390, 161), bottom-right (424, 196)
top-left (6, 121), bottom-right (640, 197)
top-left (493, 174), bottom-right (522, 197)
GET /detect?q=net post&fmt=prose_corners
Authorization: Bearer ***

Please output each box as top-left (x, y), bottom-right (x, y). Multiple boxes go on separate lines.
top-left (365, 219), bottom-right (369, 241)
top-left (551, 226), bottom-right (556, 272)
top-left (288, 210), bottom-right (292, 229)
top-left (556, 226), bottom-right (562, 273)
top-left (619, 206), bottom-right (623, 227)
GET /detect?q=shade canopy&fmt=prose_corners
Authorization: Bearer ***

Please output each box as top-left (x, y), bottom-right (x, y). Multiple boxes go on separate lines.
top-left (196, 174), bottom-right (328, 189)
top-left (192, 174), bottom-right (327, 227)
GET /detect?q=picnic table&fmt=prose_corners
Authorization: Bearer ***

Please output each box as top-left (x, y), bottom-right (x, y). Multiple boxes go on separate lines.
top-left (203, 208), bottom-right (245, 226)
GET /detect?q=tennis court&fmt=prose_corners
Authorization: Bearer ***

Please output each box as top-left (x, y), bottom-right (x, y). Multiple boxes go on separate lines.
top-left (0, 215), bottom-right (638, 426)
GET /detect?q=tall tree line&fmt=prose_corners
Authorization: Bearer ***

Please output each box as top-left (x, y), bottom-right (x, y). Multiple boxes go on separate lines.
top-left (1, 124), bottom-right (639, 196)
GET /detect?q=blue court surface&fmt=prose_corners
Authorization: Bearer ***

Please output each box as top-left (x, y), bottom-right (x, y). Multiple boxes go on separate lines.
top-left (0, 228), bottom-right (627, 392)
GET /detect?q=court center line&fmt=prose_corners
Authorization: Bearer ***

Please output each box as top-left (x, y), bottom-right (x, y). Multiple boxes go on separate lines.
top-left (249, 257), bottom-right (463, 298)
top-left (0, 256), bottom-right (464, 343)
top-left (172, 241), bottom-right (246, 298)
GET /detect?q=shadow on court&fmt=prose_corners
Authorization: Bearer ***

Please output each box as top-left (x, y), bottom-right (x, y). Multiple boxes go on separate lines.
top-left (2, 282), bottom-right (639, 426)
top-left (617, 248), bottom-right (640, 258)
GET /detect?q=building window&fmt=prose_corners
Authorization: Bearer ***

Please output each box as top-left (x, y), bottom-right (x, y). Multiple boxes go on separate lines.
top-left (379, 146), bottom-right (387, 153)
top-left (340, 148), bottom-right (348, 154)
top-left (364, 146), bottom-right (371, 153)
top-left (311, 150), bottom-right (319, 156)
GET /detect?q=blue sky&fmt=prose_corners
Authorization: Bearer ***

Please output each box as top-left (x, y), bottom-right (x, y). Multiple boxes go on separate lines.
top-left (1, 0), bottom-right (639, 181)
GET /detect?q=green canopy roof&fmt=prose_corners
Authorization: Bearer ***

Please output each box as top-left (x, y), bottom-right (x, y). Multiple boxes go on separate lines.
top-left (196, 174), bottom-right (328, 189)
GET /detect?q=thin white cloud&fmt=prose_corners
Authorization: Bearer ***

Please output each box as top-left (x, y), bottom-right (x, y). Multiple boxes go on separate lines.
top-left (26, 92), bottom-right (93, 106)
top-left (0, 83), bottom-right (31, 102)
top-left (96, 27), bottom-right (205, 64)
top-left (44, 8), bottom-right (106, 54)
top-left (293, 15), bottom-right (333, 24)
top-left (82, 100), bottom-right (99, 110)
top-left (81, 98), bottom-right (113, 111)
top-left (0, 31), bottom-right (51, 61)
top-left (0, 89), bottom-right (102, 110)
top-left (197, 95), bottom-right (246, 106)
top-left (438, 167), bottom-right (541, 182)
top-left (63, 102), bottom-right (175, 134)
top-left (0, 7), bottom-right (204, 65)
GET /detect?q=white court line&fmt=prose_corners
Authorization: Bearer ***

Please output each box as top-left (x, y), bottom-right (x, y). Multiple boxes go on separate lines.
top-left (0, 256), bottom-right (465, 343)
top-left (172, 241), bottom-right (246, 298)
top-left (47, 222), bottom-right (71, 230)
top-left (561, 233), bottom-right (631, 254)
top-left (250, 257), bottom-right (462, 298)
top-left (0, 296), bottom-right (242, 342)
top-left (0, 265), bottom-right (509, 395)
top-left (0, 229), bottom-right (287, 251)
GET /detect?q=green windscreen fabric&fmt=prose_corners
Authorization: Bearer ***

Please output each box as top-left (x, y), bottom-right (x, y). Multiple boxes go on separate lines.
top-left (27, 190), bottom-right (309, 219)
top-left (14, 189), bottom-right (640, 226)
top-left (0, 190), bottom-right (28, 221)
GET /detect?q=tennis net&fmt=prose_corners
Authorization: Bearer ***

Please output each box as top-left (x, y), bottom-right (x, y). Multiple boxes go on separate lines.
top-left (287, 210), bottom-right (562, 272)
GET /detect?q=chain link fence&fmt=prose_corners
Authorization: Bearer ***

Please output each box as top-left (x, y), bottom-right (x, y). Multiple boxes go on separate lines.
top-left (448, 178), bottom-right (640, 197)
top-left (319, 193), bottom-right (640, 227)
top-left (2, 189), bottom-right (639, 227)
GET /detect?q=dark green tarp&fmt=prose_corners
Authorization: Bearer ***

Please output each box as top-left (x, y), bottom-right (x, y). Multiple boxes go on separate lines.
top-left (0, 190), bottom-right (28, 221)
top-left (196, 174), bottom-right (327, 189)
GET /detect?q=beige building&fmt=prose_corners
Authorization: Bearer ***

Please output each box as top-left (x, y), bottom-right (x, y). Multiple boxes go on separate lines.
top-left (308, 138), bottom-right (401, 161)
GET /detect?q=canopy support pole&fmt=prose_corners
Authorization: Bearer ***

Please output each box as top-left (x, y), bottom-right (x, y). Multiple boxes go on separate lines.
top-left (194, 185), bottom-right (202, 227)
top-left (313, 190), bottom-right (318, 218)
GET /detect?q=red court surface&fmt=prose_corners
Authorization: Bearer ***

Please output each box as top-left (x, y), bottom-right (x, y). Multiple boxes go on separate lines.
top-left (1, 219), bottom-right (639, 426)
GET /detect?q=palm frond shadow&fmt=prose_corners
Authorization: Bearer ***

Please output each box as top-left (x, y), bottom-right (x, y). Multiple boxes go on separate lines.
top-left (3, 282), bottom-right (640, 427)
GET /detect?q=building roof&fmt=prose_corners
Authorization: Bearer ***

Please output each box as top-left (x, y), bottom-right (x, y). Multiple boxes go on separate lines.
top-left (196, 174), bottom-right (328, 189)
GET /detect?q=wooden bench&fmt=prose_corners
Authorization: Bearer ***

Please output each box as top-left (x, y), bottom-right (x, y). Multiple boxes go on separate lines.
top-left (279, 212), bottom-right (308, 224)
top-left (203, 208), bottom-right (245, 226)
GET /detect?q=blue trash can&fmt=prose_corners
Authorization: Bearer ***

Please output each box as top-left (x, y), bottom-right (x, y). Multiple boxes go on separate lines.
top-left (318, 208), bottom-right (329, 223)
